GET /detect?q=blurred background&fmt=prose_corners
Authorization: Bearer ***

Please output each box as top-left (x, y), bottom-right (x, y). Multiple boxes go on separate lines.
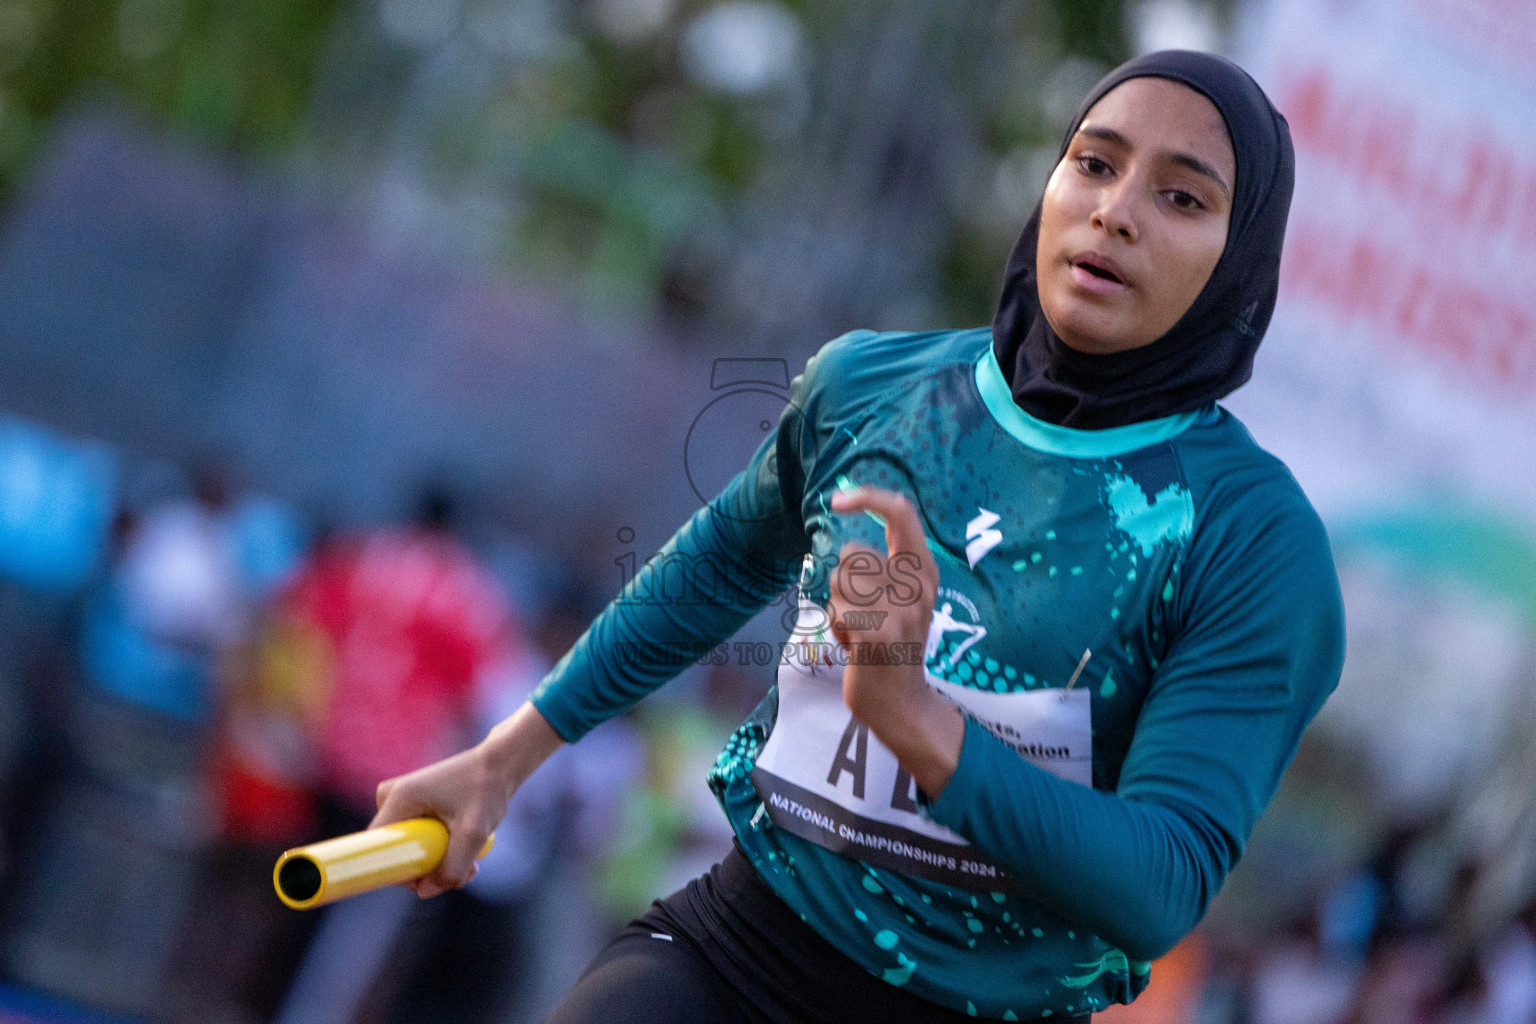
top-left (0, 0), bottom-right (1531, 1021)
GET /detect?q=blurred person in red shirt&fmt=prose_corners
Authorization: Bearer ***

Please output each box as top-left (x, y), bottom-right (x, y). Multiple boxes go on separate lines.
top-left (290, 489), bottom-right (517, 825)
top-left (254, 489), bottom-right (527, 1024)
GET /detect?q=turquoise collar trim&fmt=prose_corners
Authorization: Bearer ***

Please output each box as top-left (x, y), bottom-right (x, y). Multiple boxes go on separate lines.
top-left (974, 345), bottom-right (1205, 458)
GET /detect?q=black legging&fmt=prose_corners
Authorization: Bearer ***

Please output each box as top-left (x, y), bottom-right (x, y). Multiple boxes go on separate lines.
top-left (544, 846), bottom-right (1092, 1024)
top-left (544, 926), bottom-right (761, 1024)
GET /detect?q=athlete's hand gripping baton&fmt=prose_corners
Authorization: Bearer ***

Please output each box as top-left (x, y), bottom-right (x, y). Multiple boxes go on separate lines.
top-left (273, 818), bottom-right (494, 909)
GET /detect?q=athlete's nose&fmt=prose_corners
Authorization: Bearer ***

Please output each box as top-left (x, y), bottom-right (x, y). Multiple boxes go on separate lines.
top-left (1090, 179), bottom-right (1138, 243)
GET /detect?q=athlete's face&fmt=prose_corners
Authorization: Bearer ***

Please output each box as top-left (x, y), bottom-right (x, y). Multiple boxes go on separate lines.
top-left (1035, 77), bottom-right (1235, 355)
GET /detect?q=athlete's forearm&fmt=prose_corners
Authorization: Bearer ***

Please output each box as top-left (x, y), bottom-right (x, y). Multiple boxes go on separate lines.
top-left (478, 700), bottom-right (567, 797)
top-left (828, 487), bottom-right (966, 798)
top-left (855, 672), bottom-right (967, 800)
top-left (928, 717), bottom-right (1219, 962)
top-left (531, 438), bottom-right (810, 743)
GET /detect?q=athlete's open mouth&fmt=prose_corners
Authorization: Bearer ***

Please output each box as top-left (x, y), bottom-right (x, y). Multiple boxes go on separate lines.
top-left (1071, 257), bottom-right (1125, 285)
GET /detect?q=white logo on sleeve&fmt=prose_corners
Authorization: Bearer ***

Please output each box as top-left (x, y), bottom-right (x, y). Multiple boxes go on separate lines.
top-left (965, 507), bottom-right (1003, 568)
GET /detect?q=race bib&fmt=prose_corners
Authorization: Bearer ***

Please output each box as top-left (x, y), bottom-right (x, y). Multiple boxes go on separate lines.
top-left (750, 597), bottom-right (1092, 890)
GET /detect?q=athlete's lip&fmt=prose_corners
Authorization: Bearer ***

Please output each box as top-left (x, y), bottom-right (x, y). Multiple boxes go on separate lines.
top-left (1067, 250), bottom-right (1131, 292)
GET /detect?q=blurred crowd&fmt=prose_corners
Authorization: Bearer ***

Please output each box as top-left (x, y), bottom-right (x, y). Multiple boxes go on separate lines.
top-left (0, 412), bottom-right (747, 1024)
top-left (0, 0), bottom-right (1529, 1022)
top-left (0, 417), bottom-right (1528, 1024)
top-left (1102, 834), bottom-right (1536, 1024)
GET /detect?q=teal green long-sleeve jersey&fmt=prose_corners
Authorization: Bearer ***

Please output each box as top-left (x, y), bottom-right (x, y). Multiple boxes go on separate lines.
top-left (530, 326), bottom-right (1346, 1020)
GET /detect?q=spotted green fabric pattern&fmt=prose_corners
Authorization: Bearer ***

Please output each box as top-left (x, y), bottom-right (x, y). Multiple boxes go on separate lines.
top-left (533, 327), bottom-right (1345, 1020)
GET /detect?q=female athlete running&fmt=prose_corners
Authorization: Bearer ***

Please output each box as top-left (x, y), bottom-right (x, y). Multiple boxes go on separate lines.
top-left (370, 49), bottom-right (1345, 1023)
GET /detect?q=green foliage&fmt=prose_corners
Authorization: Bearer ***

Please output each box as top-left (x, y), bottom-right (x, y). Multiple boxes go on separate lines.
top-left (493, 0), bottom-right (1136, 331)
top-left (2, 0), bottom-right (1140, 331)
top-left (0, 0), bottom-right (342, 187)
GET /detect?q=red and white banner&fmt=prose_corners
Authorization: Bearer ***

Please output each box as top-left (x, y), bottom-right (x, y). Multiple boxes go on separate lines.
top-left (1228, 0), bottom-right (1536, 521)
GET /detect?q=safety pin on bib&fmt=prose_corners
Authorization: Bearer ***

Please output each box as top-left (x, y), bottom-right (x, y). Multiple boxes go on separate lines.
top-left (1060, 648), bottom-right (1092, 701)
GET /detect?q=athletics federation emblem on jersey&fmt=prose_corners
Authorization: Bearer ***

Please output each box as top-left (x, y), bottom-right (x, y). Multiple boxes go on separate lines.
top-left (926, 597), bottom-right (987, 675)
top-left (965, 507), bottom-right (1003, 568)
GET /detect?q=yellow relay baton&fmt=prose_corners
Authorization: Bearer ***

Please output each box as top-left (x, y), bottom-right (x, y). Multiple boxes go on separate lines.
top-left (273, 817), bottom-right (495, 910)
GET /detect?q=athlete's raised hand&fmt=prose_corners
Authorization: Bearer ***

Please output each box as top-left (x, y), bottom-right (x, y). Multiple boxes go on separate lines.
top-left (828, 486), bottom-right (963, 797)
top-left (827, 485), bottom-right (939, 680)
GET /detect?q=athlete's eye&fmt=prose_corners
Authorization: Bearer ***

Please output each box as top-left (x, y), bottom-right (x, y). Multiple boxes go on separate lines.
top-left (1165, 189), bottom-right (1205, 211)
top-left (1075, 155), bottom-right (1112, 177)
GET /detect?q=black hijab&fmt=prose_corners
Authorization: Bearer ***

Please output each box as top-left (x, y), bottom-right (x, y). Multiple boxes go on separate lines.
top-left (990, 49), bottom-right (1295, 429)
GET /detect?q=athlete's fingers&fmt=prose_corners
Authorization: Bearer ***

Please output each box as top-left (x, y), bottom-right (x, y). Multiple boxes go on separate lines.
top-left (369, 780), bottom-right (426, 832)
top-left (430, 819), bottom-right (490, 894)
top-left (375, 778), bottom-right (395, 812)
top-left (830, 486), bottom-right (931, 562)
top-left (828, 543), bottom-right (868, 647)
top-left (416, 859), bottom-right (477, 900)
top-left (830, 539), bottom-right (885, 628)
top-left (831, 487), bottom-right (938, 610)
top-left (368, 783), bottom-right (441, 895)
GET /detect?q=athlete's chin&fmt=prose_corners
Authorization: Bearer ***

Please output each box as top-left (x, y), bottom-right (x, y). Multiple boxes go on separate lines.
top-left (1044, 301), bottom-right (1144, 356)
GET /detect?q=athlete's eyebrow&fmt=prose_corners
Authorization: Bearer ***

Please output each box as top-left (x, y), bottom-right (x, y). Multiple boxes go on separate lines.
top-left (1075, 124), bottom-right (1132, 149)
top-left (1167, 152), bottom-right (1231, 198)
top-left (1073, 124), bottom-right (1232, 199)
